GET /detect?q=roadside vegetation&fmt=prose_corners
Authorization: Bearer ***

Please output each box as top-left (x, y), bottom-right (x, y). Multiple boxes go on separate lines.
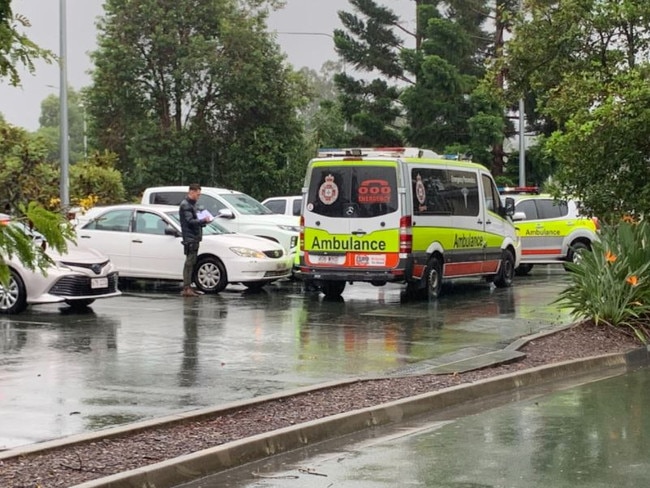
top-left (559, 221), bottom-right (650, 343)
top-left (1, 0), bottom-right (650, 327)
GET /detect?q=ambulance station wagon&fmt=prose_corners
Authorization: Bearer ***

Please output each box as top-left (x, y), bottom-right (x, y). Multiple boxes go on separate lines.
top-left (296, 147), bottom-right (521, 299)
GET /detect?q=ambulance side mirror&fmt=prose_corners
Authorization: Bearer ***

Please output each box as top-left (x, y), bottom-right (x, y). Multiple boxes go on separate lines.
top-left (503, 197), bottom-right (515, 217)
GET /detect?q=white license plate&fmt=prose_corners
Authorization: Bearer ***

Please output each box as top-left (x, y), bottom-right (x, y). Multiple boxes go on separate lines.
top-left (91, 277), bottom-right (109, 289)
top-left (315, 255), bottom-right (345, 265)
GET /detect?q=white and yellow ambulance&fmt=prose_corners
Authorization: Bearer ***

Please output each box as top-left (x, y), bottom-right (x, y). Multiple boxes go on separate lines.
top-left (296, 147), bottom-right (521, 299)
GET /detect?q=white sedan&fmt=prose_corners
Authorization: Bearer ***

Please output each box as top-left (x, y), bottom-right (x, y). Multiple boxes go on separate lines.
top-left (75, 204), bottom-right (293, 293)
top-left (0, 229), bottom-right (121, 314)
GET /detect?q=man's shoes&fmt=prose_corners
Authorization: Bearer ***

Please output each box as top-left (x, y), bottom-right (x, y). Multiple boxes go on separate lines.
top-left (181, 286), bottom-right (200, 297)
top-left (190, 286), bottom-right (205, 295)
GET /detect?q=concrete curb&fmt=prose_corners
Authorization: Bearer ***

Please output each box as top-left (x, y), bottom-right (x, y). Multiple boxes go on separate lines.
top-left (70, 347), bottom-right (650, 488)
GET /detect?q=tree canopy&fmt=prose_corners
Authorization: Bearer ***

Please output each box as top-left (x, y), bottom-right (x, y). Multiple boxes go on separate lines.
top-left (0, 1), bottom-right (53, 85)
top-left (502, 0), bottom-right (650, 221)
top-left (333, 0), bottom-right (515, 173)
top-left (88, 0), bottom-right (307, 199)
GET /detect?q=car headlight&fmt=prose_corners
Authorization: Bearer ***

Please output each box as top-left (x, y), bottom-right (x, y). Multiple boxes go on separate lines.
top-left (229, 247), bottom-right (266, 258)
top-left (277, 224), bottom-right (300, 233)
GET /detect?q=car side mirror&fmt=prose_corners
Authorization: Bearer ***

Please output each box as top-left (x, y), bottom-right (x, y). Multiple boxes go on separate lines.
top-left (503, 197), bottom-right (515, 217)
top-left (217, 209), bottom-right (235, 219)
top-left (512, 211), bottom-right (527, 222)
top-left (164, 226), bottom-right (180, 237)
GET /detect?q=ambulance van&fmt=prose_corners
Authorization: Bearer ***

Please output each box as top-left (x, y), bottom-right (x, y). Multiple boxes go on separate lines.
top-left (296, 148), bottom-right (521, 299)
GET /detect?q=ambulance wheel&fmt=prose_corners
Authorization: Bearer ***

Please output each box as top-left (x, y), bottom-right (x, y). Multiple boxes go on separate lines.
top-left (425, 256), bottom-right (443, 299)
top-left (515, 264), bottom-right (533, 276)
top-left (565, 241), bottom-right (590, 270)
top-left (493, 249), bottom-right (515, 288)
top-left (321, 281), bottom-right (346, 298)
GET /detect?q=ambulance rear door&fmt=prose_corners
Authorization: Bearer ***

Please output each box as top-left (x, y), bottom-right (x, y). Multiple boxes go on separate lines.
top-left (302, 160), bottom-right (402, 270)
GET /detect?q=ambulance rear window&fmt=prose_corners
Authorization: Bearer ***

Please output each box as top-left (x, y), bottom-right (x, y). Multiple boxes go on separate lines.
top-left (307, 166), bottom-right (398, 218)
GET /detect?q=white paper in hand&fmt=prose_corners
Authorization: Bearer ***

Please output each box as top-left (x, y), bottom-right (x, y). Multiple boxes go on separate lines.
top-left (197, 209), bottom-right (213, 222)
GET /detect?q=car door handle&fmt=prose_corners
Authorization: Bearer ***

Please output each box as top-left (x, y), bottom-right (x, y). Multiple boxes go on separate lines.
top-left (477, 219), bottom-right (483, 225)
top-left (485, 219), bottom-right (492, 225)
top-left (132, 239), bottom-right (143, 244)
top-left (352, 231), bottom-right (366, 236)
top-left (79, 235), bottom-right (91, 239)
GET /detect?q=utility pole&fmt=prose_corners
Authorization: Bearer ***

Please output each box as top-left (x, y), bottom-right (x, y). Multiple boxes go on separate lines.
top-left (59, 0), bottom-right (70, 208)
top-left (518, 0), bottom-right (526, 187)
top-left (80, 102), bottom-right (88, 160)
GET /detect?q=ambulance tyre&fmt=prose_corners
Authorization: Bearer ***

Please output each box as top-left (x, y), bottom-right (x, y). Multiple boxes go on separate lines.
top-left (426, 256), bottom-right (443, 300)
top-left (493, 249), bottom-right (515, 288)
top-left (321, 281), bottom-right (346, 298)
top-left (515, 264), bottom-right (533, 276)
top-left (565, 241), bottom-right (590, 270)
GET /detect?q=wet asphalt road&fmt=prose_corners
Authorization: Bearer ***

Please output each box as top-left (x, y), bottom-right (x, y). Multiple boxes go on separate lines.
top-left (0, 267), bottom-right (573, 450)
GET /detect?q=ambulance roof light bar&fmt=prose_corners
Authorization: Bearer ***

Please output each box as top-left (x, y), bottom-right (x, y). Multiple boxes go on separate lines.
top-left (317, 147), bottom-right (441, 159)
top-left (498, 186), bottom-right (540, 195)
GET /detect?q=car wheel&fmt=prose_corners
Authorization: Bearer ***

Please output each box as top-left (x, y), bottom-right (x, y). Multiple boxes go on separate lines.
top-left (515, 264), bottom-right (534, 276)
top-left (0, 269), bottom-right (28, 314)
top-left (194, 257), bottom-right (228, 293)
top-left (565, 241), bottom-right (590, 269)
top-left (321, 280), bottom-right (346, 298)
top-left (65, 299), bottom-right (95, 310)
top-left (493, 249), bottom-right (515, 288)
top-left (426, 255), bottom-right (443, 299)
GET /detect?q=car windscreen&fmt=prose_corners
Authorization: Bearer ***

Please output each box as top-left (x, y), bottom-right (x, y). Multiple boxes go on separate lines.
top-left (166, 212), bottom-right (232, 235)
top-left (220, 193), bottom-right (274, 215)
top-left (306, 164), bottom-right (398, 218)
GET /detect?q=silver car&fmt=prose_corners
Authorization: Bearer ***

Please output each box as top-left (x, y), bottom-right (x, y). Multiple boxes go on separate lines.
top-left (0, 219), bottom-right (121, 314)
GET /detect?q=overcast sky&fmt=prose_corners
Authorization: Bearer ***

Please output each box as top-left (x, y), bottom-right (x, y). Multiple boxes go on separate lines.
top-left (0, 0), bottom-right (413, 131)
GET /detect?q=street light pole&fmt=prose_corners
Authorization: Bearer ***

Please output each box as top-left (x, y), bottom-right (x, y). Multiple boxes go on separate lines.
top-left (518, 0), bottom-right (526, 187)
top-left (80, 102), bottom-right (88, 160)
top-left (59, 0), bottom-right (70, 208)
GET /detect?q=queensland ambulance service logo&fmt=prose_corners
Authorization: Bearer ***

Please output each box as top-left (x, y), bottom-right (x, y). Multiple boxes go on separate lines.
top-left (415, 173), bottom-right (426, 205)
top-left (319, 174), bottom-right (339, 205)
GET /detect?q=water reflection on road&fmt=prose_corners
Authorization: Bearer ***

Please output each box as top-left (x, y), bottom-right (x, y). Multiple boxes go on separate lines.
top-left (0, 267), bottom-right (572, 449)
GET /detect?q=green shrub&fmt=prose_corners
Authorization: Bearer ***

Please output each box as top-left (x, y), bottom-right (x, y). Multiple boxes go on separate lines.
top-left (557, 221), bottom-right (650, 343)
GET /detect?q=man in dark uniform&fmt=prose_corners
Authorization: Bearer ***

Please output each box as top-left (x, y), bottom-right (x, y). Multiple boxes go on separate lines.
top-left (179, 183), bottom-right (211, 297)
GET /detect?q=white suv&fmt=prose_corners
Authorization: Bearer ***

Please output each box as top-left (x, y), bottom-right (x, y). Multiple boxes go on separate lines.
top-left (262, 195), bottom-right (302, 218)
top-left (141, 186), bottom-right (299, 254)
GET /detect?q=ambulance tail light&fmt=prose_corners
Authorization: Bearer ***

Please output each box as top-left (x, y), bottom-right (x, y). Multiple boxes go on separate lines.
top-left (299, 215), bottom-right (304, 251)
top-left (592, 216), bottom-right (600, 230)
top-left (399, 216), bottom-right (412, 253)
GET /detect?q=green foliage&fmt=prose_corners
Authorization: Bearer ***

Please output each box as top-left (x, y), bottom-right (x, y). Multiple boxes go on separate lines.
top-left (0, 4), bottom-right (54, 86)
top-left (37, 87), bottom-right (89, 163)
top-left (70, 152), bottom-right (126, 205)
top-left (0, 121), bottom-right (53, 209)
top-left (0, 119), bottom-right (125, 210)
top-left (546, 71), bottom-right (650, 222)
top-left (557, 222), bottom-right (650, 342)
top-left (499, 0), bottom-right (650, 217)
top-left (334, 0), bottom-right (514, 171)
top-left (0, 202), bottom-right (75, 287)
top-left (88, 0), bottom-right (306, 198)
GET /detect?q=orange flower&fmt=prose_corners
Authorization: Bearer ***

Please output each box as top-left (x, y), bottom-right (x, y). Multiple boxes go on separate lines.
top-left (626, 275), bottom-right (639, 287)
top-left (605, 250), bottom-right (617, 263)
